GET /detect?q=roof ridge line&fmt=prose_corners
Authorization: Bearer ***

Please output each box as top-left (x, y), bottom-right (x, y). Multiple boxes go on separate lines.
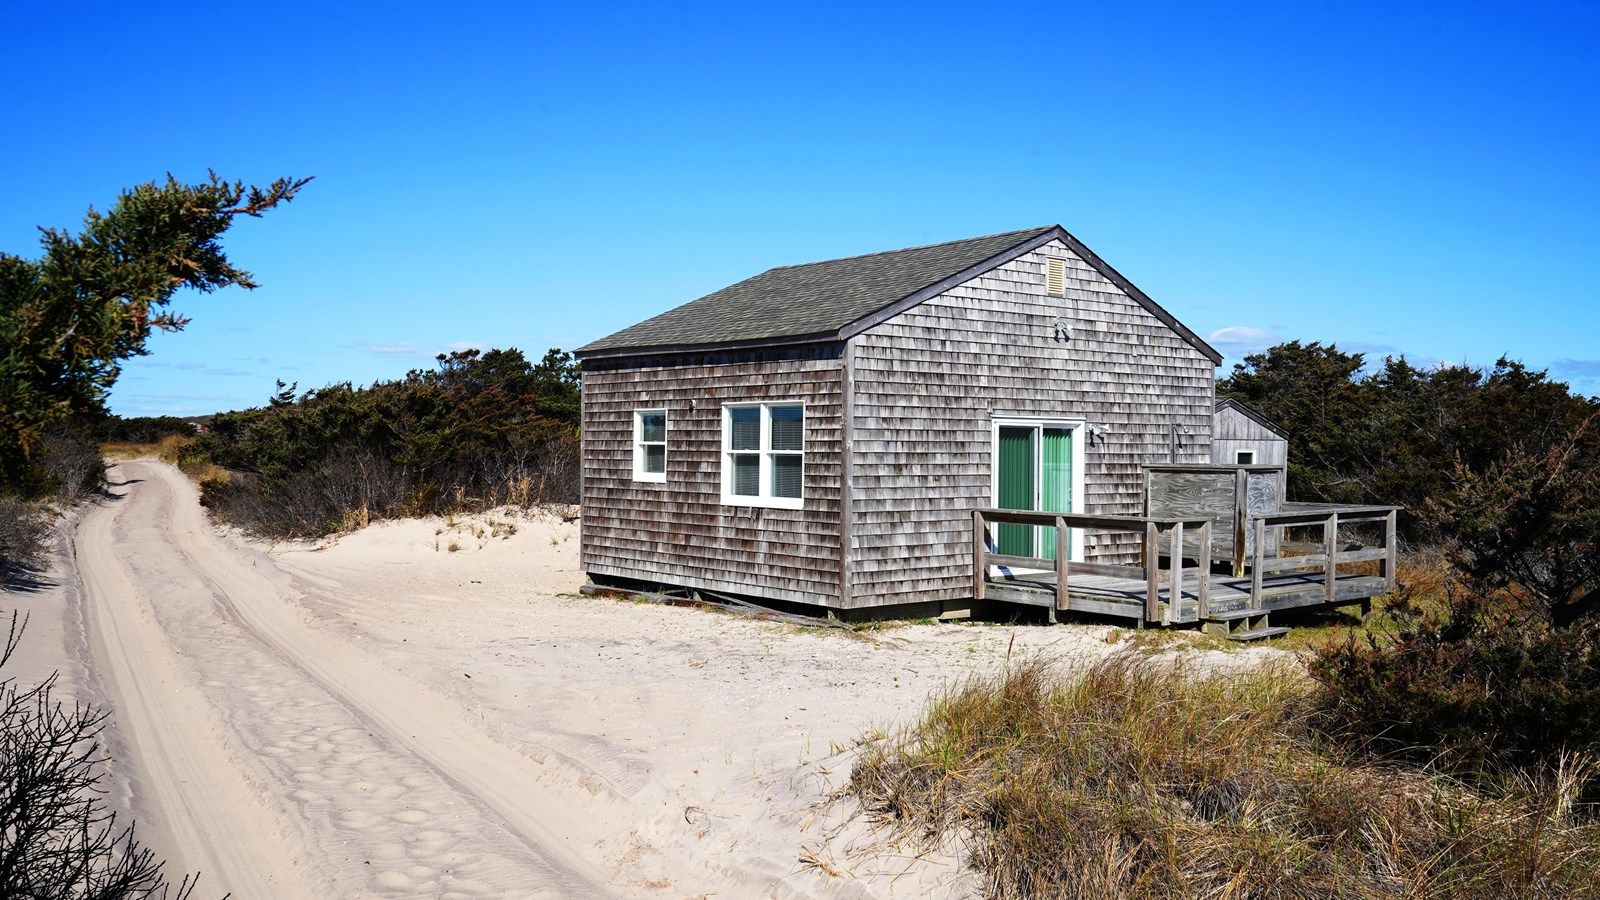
top-left (766, 226), bottom-right (1056, 272)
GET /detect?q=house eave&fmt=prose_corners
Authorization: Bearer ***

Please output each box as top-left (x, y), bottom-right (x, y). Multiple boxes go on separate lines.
top-left (575, 332), bottom-right (843, 362)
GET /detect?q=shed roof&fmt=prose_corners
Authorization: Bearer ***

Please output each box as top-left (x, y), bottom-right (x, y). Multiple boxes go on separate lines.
top-left (578, 225), bottom-right (1221, 363)
top-left (1214, 397), bottom-right (1291, 440)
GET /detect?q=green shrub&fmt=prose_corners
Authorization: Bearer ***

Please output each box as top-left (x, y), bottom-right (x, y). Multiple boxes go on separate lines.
top-left (187, 347), bottom-right (580, 538)
top-left (1309, 590), bottom-right (1600, 793)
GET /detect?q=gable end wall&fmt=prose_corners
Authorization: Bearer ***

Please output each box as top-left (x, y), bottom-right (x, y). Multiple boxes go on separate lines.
top-left (1212, 406), bottom-right (1289, 466)
top-left (847, 239), bottom-right (1216, 608)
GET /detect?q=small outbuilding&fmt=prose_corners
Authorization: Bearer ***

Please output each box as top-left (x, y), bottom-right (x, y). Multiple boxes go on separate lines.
top-left (1212, 397), bottom-right (1289, 466)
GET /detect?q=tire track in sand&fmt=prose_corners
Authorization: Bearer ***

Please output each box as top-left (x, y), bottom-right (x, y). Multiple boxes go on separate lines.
top-left (75, 470), bottom-right (331, 896)
top-left (78, 461), bottom-right (622, 897)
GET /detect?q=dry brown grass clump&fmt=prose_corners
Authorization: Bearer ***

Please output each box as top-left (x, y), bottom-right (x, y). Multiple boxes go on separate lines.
top-left (100, 433), bottom-right (193, 465)
top-left (850, 652), bottom-right (1600, 898)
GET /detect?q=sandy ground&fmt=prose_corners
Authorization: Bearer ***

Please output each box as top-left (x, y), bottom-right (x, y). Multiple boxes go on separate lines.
top-left (2, 459), bottom-right (1274, 898)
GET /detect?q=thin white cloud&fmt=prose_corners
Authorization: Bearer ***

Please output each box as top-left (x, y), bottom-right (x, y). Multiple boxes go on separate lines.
top-left (362, 341), bottom-right (423, 357)
top-left (1206, 326), bottom-right (1279, 354)
top-left (443, 341), bottom-right (484, 354)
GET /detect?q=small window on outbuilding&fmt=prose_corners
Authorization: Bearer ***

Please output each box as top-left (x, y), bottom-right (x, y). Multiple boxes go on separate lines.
top-left (633, 410), bottom-right (666, 482)
top-left (1236, 451), bottom-right (1255, 464)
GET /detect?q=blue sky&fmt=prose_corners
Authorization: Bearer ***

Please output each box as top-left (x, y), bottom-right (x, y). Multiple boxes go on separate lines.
top-left (4, 0), bottom-right (1597, 415)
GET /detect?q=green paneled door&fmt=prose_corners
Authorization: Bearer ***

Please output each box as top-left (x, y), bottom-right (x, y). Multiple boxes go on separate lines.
top-left (996, 427), bottom-right (1035, 556)
top-left (1040, 428), bottom-right (1073, 560)
top-left (994, 424), bottom-right (1075, 560)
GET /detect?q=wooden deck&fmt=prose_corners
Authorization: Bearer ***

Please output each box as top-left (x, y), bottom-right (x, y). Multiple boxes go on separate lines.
top-left (985, 568), bottom-right (1390, 624)
top-left (973, 505), bottom-right (1399, 626)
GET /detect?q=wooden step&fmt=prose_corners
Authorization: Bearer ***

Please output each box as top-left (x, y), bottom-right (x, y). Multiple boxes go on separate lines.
top-left (1227, 626), bottom-right (1290, 642)
top-left (1204, 607), bottom-right (1269, 621)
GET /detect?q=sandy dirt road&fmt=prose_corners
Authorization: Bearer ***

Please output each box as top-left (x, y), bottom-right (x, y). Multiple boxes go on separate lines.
top-left (36, 459), bottom-right (1260, 897)
top-left (73, 461), bottom-right (629, 898)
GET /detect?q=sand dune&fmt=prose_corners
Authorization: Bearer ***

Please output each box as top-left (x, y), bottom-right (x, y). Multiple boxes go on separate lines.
top-left (6, 459), bottom-right (1260, 897)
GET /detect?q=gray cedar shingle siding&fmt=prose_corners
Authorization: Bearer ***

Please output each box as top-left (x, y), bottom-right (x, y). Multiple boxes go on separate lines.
top-left (577, 227), bottom-right (1221, 611)
top-left (847, 239), bottom-right (1215, 607)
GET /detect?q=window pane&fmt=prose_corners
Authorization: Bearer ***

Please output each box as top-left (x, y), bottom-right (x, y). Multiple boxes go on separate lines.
top-left (729, 407), bottom-right (760, 450)
top-left (644, 444), bottom-right (665, 474)
top-left (731, 454), bottom-right (759, 495)
top-left (771, 454), bottom-right (802, 499)
top-left (769, 405), bottom-right (803, 451)
top-left (640, 412), bottom-right (665, 443)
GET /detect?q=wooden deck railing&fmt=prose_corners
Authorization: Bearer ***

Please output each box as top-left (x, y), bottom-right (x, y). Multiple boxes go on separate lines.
top-left (972, 510), bottom-right (1213, 622)
top-left (1249, 504), bottom-right (1400, 604)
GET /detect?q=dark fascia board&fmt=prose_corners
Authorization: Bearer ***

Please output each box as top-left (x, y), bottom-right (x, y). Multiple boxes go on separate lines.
top-left (574, 331), bottom-right (841, 362)
top-left (837, 225), bottom-right (1223, 365)
top-left (1215, 396), bottom-right (1291, 439)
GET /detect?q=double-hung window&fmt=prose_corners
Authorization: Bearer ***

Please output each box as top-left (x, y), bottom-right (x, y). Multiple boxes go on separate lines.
top-left (722, 402), bottom-right (803, 508)
top-left (633, 409), bottom-right (666, 482)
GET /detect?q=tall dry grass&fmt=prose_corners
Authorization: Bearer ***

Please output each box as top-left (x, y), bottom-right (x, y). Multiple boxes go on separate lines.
top-left (850, 652), bottom-right (1600, 898)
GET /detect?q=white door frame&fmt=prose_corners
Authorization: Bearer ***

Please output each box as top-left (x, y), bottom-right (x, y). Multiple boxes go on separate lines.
top-left (989, 416), bottom-right (1087, 562)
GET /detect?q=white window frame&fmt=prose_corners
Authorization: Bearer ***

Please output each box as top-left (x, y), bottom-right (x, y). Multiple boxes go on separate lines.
top-left (989, 417), bottom-right (1087, 562)
top-left (632, 409), bottom-right (667, 483)
top-left (721, 401), bottom-right (804, 509)
top-left (1235, 450), bottom-right (1255, 465)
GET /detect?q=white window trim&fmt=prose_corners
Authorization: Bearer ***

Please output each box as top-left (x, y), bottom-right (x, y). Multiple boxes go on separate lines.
top-left (721, 401), bottom-right (804, 510)
top-left (632, 409), bottom-right (667, 483)
top-left (989, 417), bottom-right (1087, 562)
top-left (1235, 450), bottom-right (1255, 465)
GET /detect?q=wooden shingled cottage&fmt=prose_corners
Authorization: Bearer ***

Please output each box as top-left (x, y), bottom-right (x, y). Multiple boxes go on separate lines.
top-left (576, 227), bottom-right (1398, 634)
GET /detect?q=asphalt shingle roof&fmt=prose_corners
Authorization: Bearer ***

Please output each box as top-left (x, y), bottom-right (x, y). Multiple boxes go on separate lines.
top-left (578, 227), bottom-right (1056, 355)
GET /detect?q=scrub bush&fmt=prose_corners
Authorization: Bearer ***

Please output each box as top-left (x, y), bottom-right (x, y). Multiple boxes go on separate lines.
top-left (1309, 588), bottom-right (1600, 796)
top-left (188, 347), bottom-right (580, 538)
top-left (0, 614), bottom-right (210, 899)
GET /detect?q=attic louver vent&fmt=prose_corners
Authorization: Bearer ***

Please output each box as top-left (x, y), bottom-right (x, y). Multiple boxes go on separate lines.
top-left (1046, 258), bottom-right (1066, 296)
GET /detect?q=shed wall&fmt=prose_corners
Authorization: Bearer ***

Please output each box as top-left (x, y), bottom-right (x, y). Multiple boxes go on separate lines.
top-left (1212, 406), bottom-right (1288, 465)
top-left (847, 240), bottom-right (1216, 608)
top-left (580, 346), bottom-right (845, 606)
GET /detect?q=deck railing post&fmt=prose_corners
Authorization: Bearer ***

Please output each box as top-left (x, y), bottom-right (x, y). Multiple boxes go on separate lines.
top-left (1324, 511), bottom-right (1339, 604)
top-left (1054, 516), bottom-right (1069, 611)
top-left (1233, 468), bottom-right (1248, 576)
top-left (1144, 520), bottom-right (1160, 622)
top-left (972, 509), bottom-right (986, 601)
top-left (1384, 508), bottom-right (1398, 594)
top-left (1197, 519), bottom-right (1212, 619)
top-left (1250, 517), bottom-right (1265, 606)
top-left (1169, 521), bottom-right (1184, 622)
